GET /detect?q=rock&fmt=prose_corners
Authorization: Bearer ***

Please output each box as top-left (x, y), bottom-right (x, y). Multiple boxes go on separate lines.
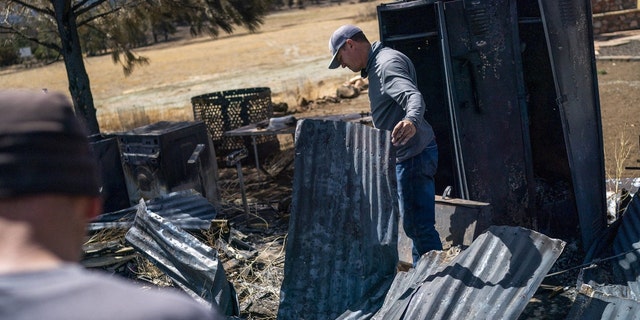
top-left (297, 96), bottom-right (310, 107)
top-left (272, 102), bottom-right (288, 113)
top-left (337, 85), bottom-right (359, 99)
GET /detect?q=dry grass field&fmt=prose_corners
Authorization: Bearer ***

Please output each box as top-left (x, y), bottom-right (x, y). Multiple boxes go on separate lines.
top-left (0, 2), bottom-right (381, 132)
top-left (0, 1), bottom-right (638, 179)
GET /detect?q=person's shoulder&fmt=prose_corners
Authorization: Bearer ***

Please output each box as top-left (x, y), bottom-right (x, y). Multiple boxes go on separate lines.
top-left (133, 287), bottom-right (224, 319)
top-left (1, 265), bottom-right (223, 320)
top-left (376, 47), bottom-right (410, 71)
top-left (376, 45), bottom-right (406, 60)
top-left (77, 267), bottom-right (223, 319)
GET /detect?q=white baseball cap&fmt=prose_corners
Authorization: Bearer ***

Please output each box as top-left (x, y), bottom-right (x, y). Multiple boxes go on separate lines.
top-left (328, 24), bottom-right (362, 69)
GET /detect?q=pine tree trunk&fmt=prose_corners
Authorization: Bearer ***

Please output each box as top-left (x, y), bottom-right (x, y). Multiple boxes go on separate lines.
top-left (52, 0), bottom-right (100, 135)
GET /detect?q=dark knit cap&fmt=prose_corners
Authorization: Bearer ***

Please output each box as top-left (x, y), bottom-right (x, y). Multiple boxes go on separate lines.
top-left (0, 90), bottom-right (101, 198)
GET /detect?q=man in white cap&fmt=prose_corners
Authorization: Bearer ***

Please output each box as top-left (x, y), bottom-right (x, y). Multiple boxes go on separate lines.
top-left (0, 89), bottom-right (223, 319)
top-left (328, 25), bottom-right (443, 265)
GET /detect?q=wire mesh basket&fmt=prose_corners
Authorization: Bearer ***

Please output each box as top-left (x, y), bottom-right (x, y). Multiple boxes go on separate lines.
top-left (191, 87), bottom-right (279, 164)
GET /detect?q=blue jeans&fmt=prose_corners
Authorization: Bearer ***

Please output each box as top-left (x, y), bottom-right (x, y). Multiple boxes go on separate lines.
top-left (396, 141), bottom-right (442, 265)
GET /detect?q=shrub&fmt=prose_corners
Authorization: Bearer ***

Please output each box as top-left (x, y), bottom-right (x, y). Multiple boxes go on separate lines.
top-left (0, 45), bottom-right (20, 67)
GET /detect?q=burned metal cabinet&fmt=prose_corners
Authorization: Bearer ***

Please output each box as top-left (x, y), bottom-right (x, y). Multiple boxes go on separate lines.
top-left (116, 121), bottom-right (220, 209)
top-left (378, 0), bottom-right (606, 248)
top-left (377, 1), bottom-right (454, 198)
top-left (378, 0), bottom-right (534, 228)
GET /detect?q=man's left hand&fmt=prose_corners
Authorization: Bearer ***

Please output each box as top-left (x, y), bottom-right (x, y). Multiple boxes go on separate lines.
top-left (391, 120), bottom-right (415, 146)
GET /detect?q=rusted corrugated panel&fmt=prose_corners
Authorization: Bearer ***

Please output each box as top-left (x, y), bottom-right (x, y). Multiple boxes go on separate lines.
top-left (89, 189), bottom-right (217, 231)
top-left (278, 119), bottom-right (399, 320)
top-left (566, 284), bottom-right (640, 320)
top-left (372, 225), bottom-right (565, 319)
top-left (125, 200), bottom-right (237, 316)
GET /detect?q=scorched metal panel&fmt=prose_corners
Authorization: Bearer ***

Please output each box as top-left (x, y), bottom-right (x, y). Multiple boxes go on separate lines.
top-left (373, 225), bottom-right (565, 319)
top-left (581, 192), bottom-right (640, 301)
top-left (538, 0), bottom-right (607, 250)
top-left (89, 189), bottom-right (217, 231)
top-left (566, 284), bottom-right (640, 320)
top-left (125, 200), bottom-right (237, 316)
top-left (277, 119), bottom-right (399, 320)
top-left (443, 0), bottom-right (534, 227)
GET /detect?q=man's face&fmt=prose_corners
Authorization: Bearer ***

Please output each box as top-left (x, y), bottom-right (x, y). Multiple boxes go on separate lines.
top-left (336, 39), bottom-right (362, 72)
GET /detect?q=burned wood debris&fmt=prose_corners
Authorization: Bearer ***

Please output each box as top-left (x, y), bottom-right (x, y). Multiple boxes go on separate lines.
top-left (82, 185), bottom-right (288, 319)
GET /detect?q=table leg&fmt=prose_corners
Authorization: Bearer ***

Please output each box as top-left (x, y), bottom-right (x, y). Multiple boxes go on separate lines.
top-left (251, 136), bottom-right (262, 180)
top-left (236, 161), bottom-right (250, 215)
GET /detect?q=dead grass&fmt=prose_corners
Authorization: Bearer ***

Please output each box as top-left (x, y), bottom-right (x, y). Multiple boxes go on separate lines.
top-left (0, 2), bottom-right (382, 132)
top-left (596, 60), bottom-right (640, 179)
top-left (0, 3), bottom-right (636, 176)
top-left (606, 124), bottom-right (635, 182)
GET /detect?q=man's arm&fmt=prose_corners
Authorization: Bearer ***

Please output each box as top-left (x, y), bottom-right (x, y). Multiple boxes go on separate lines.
top-left (381, 56), bottom-right (425, 146)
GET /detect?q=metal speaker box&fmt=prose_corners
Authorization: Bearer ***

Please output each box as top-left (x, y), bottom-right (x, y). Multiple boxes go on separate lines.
top-left (116, 121), bottom-right (220, 208)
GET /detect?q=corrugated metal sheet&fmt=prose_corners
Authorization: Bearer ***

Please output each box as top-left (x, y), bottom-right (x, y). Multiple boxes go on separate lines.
top-left (576, 192), bottom-right (640, 320)
top-left (374, 249), bottom-right (458, 318)
top-left (125, 200), bottom-right (238, 316)
top-left (566, 284), bottom-right (640, 320)
top-left (278, 119), bottom-right (399, 320)
top-left (89, 189), bottom-right (217, 231)
top-left (373, 225), bottom-right (565, 319)
top-left (613, 191), bottom-right (640, 298)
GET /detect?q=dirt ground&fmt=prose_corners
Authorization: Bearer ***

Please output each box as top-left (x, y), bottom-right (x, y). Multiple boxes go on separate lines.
top-left (593, 59), bottom-right (640, 178)
top-left (0, 1), bottom-right (637, 177)
top-left (1, 2), bottom-right (639, 319)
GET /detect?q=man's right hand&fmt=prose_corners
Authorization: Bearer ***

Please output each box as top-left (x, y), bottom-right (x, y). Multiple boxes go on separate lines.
top-left (391, 120), bottom-right (415, 146)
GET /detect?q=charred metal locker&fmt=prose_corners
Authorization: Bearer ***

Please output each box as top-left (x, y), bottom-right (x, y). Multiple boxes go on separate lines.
top-left (378, 0), bottom-right (606, 249)
top-left (116, 121), bottom-right (220, 209)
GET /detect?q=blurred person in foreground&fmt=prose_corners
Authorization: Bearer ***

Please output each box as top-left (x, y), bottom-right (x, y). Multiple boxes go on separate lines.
top-left (328, 25), bottom-right (443, 265)
top-left (0, 90), bottom-right (222, 320)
